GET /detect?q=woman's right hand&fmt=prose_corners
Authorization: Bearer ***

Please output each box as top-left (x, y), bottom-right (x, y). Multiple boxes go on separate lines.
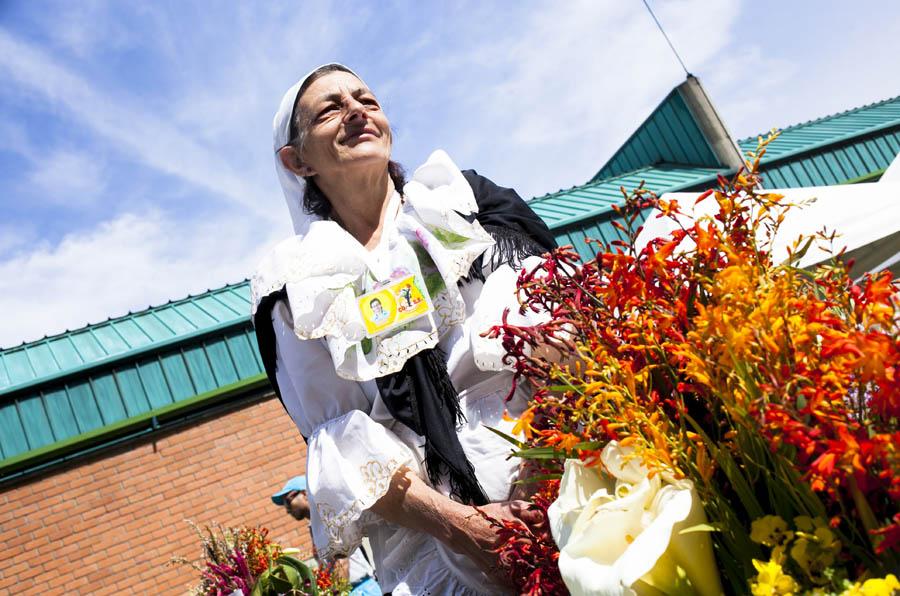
top-left (445, 499), bottom-right (546, 587)
top-left (371, 468), bottom-right (546, 589)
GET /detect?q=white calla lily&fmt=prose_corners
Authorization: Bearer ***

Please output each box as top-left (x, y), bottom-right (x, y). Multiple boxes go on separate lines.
top-left (547, 442), bottom-right (722, 596)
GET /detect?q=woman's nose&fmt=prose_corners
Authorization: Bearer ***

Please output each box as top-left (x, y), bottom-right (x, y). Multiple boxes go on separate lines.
top-left (343, 96), bottom-right (366, 122)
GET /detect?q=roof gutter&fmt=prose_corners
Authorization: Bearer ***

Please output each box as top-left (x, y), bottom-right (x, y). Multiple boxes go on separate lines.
top-left (0, 318), bottom-right (254, 401)
top-left (0, 373), bottom-right (270, 485)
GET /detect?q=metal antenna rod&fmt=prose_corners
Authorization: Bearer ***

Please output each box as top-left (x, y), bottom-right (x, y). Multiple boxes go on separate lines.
top-left (641, 0), bottom-right (691, 76)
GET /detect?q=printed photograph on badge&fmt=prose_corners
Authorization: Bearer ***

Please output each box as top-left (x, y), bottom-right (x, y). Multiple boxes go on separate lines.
top-left (359, 288), bottom-right (397, 336)
top-left (358, 274), bottom-right (433, 338)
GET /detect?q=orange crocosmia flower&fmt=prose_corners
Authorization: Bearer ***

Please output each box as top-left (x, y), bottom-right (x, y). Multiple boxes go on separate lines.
top-left (693, 222), bottom-right (719, 256)
top-left (539, 429), bottom-right (582, 453)
top-left (506, 407), bottom-right (536, 440)
top-left (658, 198), bottom-right (680, 216)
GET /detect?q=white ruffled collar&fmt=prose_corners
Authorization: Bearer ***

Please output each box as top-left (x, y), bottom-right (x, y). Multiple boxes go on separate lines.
top-left (250, 150), bottom-right (494, 381)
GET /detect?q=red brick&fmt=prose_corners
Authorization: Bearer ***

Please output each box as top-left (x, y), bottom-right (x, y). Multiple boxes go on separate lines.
top-left (1, 394), bottom-right (311, 595)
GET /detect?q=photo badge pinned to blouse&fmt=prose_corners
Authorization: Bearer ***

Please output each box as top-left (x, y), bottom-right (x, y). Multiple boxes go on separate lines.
top-left (357, 273), bottom-right (434, 338)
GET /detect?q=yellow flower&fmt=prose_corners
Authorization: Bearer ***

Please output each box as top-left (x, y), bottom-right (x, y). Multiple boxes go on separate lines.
top-left (789, 518), bottom-right (840, 584)
top-left (750, 558), bottom-right (798, 595)
top-left (841, 574), bottom-right (900, 596)
top-left (751, 515), bottom-right (792, 548)
top-left (507, 406), bottom-right (536, 439)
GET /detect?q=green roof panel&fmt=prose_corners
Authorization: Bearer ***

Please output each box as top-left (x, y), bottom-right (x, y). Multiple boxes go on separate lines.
top-left (92, 375), bottom-right (128, 424)
top-left (44, 388), bottom-right (79, 440)
top-left (591, 86), bottom-right (723, 182)
top-left (0, 281), bottom-right (253, 393)
top-left (531, 164), bottom-right (724, 229)
top-left (738, 95), bottom-right (900, 162)
top-left (0, 403), bottom-right (27, 458)
top-left (18, 395), bottom-right (53, 449)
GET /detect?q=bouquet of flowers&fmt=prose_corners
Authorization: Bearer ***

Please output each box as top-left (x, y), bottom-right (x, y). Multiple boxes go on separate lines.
top-left (487, 135), bottom-right (899, 595)
top-left (171, 522), bottom-right (350, 595)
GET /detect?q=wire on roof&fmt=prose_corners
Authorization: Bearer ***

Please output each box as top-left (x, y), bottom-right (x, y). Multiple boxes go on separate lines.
top-left (640, 0), bottom-right (691, 77)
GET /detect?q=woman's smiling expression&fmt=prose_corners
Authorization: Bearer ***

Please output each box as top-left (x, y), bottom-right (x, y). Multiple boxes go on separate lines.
top-left (294, 70), bottom-right (392, 181)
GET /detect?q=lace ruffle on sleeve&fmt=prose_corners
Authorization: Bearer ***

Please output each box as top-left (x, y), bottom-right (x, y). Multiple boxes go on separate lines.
top-left (272, 303), bottom-right (416, 558)
top-left (306, 410), bottom-right (416, 558)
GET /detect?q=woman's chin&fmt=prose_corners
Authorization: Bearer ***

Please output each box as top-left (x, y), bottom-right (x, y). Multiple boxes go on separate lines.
top-left (336, 146), bottom-right (392, 168)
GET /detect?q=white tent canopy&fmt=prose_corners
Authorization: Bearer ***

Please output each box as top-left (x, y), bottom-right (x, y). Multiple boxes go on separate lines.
top-left (634, 152), bottom-right (900, 277)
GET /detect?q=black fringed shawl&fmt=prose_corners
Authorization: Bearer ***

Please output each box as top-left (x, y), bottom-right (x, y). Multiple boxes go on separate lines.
top-left (253, 170), bottom-right (557, 505)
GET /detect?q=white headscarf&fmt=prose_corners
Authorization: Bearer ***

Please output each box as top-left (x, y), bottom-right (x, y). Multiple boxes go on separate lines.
top-left (272, 63), bottom-right (365, 236)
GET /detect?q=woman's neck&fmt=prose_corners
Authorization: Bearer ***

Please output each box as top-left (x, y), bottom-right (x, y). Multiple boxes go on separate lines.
top-left (318, 167), bottom-right (395, 250)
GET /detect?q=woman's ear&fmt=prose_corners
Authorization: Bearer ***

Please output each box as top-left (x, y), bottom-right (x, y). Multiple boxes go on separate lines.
top-left (278, 146), bottom-right (316, 177)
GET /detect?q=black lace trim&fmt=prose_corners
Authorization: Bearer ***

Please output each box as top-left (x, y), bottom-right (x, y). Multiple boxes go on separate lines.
top-left (462, 224), bottom-right (549, 284)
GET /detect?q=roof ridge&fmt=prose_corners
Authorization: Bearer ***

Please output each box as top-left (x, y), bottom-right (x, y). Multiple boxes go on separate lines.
top-left (0, 278), bottom-right (251, 353)
top-left (529, 162), bottom-right (723, 205)
top-left (738, 93), bottom-right (900, 143)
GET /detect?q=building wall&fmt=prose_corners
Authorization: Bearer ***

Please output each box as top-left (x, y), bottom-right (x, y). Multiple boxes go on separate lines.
top-left (0, 395), bottom-right (310, 595)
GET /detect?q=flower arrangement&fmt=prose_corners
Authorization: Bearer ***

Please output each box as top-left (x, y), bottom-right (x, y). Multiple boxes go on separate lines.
top-left (171, 522), bottom-right (349, 595)
top-left (489, 134), bottom-right (899, 595)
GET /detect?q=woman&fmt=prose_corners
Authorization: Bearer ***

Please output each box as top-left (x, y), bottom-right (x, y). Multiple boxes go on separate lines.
top-left (251, 64), bottom-right (557, 595)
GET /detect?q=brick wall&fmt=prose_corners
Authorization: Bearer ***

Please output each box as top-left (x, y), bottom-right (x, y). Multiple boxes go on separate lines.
top-left (0, 394), bottom-right (312, 595)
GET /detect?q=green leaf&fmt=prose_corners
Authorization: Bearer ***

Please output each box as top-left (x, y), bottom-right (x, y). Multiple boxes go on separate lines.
top-left (267, 556), bottom-right (317, 595)
top-left (484, 425), bottom-right (525, 449)
top-left (512, 446), bottom-right (566, 460)
top-left (780, 236), bottom-right (814, 267)
top-left (430, 227), bottom-right (471, 246)
top-left (424, 271), bottom-right (446, 296)
top-left (546, 383), bottom-right (580, 392)
top-left (572, 441), bottom-right (603, 451)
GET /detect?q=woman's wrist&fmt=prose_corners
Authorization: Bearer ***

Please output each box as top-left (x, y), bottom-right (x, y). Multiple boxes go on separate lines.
top-left (370, 467), bottom-right (472, 547)
top-left (431, 498), bottom-right (478, 548)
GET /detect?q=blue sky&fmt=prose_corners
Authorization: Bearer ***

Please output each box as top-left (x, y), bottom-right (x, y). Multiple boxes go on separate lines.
top-left (1, 0), bottom-right (899, 347)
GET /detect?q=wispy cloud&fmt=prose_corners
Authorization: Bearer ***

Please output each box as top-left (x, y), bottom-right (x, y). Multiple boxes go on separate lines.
top-left (0, 207), bottom-right (280, 348)
top-left (24, 149), bottom-right (107, 206)
top-left (381, 0), bottom-right (749, 199)
top-left (0, 29), bottom-right (280, 222)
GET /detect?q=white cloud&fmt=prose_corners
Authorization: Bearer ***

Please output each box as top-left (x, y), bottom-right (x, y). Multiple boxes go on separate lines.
top-left (0, 208), bottom-right (282, 348)
top-left (382, 0), bottom-right (749, 199)
top-left (43, 0), bottom-right (135, 58)
top-left (25, 149), bottom-right (107, 206)
top-left (0, 29), bottom-right (282, 224)
top-left (0, 223), bottom-right (36, 259)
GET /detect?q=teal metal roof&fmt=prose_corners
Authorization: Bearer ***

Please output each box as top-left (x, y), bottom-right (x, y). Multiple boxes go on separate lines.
top-left (590, 86), bottom-right (725, 182)
top-left (537, 92), bottom-right (900, 256)
top-left (0, 283), bottom-right (252, 393)
top-left (0, 280), bottom-right (263, 478)
top-left (532, 164), bottom-right (724, 230)
top-left (737, 95), bottom-right (900, 163)
top-left (756, 127), bottom-right (900, 189)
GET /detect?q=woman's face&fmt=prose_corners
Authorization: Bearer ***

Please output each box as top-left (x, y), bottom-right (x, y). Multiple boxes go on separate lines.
top-left (293, 70), bottom-right (392, 181)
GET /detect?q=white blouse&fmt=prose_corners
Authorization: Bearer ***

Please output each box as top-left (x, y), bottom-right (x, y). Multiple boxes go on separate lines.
top-left (254, 151), bottom-right (544, 595)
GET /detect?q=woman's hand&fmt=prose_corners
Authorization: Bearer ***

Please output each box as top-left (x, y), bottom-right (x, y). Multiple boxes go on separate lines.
top-left (445, 499), bottom-right (546, 586)
top-left (371, 468), bottom-right (546, 588)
